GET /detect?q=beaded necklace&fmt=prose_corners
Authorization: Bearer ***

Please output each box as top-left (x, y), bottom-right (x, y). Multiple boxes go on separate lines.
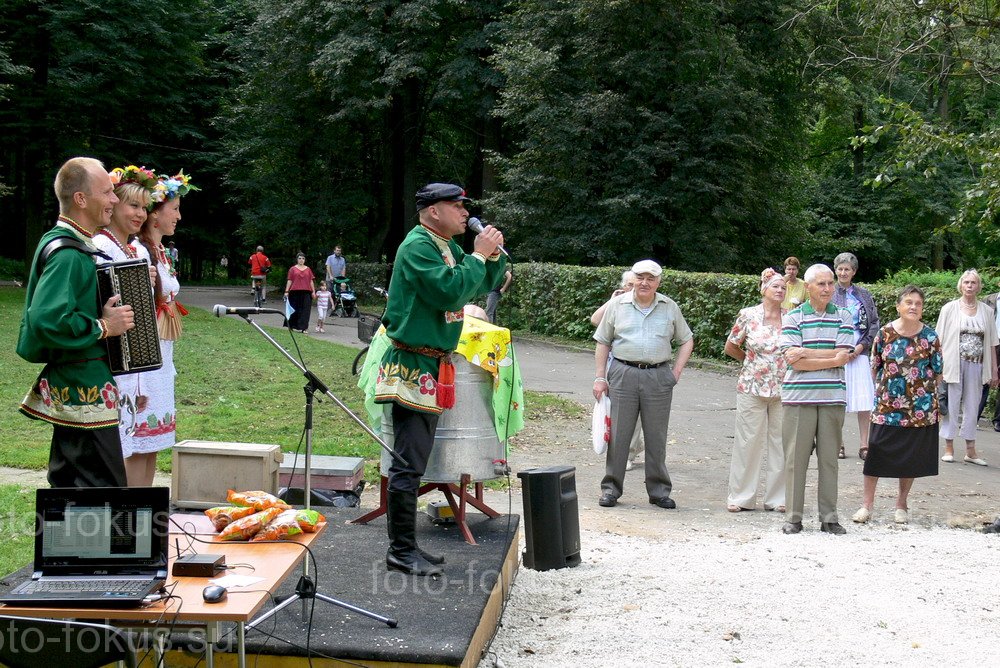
top-left (97, 229), bottom-right (137, 259)
top-left (57, 215), bottom-right (93, 239)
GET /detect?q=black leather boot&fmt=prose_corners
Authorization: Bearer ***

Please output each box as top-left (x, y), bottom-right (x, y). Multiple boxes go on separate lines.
top-left (386, 491), bottom-right (443, 576)
top-left (416, 546), bottom-right (445, 565)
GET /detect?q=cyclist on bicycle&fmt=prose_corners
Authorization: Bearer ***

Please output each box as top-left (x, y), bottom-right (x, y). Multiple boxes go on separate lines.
top-left (248, 245), bottom-right (271, 304)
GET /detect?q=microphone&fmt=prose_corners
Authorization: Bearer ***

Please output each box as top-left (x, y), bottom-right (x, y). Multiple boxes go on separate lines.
top-left (466, 217), bottom-right (510, 259)
top-left (213, 304), bottom-right (284, 317)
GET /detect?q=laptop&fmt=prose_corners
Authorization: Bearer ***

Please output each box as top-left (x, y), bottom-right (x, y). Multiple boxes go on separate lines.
top-left (0, 487), bottom-right (169, 608)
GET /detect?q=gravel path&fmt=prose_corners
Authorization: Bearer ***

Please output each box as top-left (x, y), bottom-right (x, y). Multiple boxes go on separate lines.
top-left (485, 525), bottom-right (1000, 667)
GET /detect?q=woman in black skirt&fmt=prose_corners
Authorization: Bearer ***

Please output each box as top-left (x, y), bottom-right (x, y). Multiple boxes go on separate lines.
top-left (852, 285), bottom-right (943, 525)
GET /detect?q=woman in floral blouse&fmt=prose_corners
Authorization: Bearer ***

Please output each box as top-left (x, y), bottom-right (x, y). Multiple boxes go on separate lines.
top-left (853, 285), bottom-right (942, 525)
top-left (724, 267), bottom-right (787, 512)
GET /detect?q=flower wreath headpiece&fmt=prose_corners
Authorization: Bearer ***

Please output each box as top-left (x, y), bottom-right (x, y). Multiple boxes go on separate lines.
top-left (110, 165), bottom-right (159, 191)
top-left (148, 170), bottom-right (200, 210)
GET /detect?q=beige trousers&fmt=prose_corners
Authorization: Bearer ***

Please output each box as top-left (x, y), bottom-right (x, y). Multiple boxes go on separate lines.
top-left (782, 404), bottom-right (845, 524)
top-left (728, 393), bottom-right (784, 509)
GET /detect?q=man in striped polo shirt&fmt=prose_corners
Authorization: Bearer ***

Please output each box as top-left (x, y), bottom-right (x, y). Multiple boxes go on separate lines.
top-left (780, 264), bottom-right (853, 535)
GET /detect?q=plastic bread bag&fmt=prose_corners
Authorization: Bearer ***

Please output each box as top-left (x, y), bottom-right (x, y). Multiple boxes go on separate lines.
top-left (204, 505), bottom-right (257, 531)
top-left (293, 509), bottom-right (326, 533)
top-left (226, 489), bottom-right (291, 512)
top-left (219, 507), bottom-right (282, 541)
top-left (592, 393), bottom-right (611, 455)
top-left (251, 509), bottom-right (304, 542)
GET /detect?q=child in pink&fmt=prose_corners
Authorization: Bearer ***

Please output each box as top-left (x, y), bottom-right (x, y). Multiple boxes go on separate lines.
top-left (315, 281), bottom-right (333, 332)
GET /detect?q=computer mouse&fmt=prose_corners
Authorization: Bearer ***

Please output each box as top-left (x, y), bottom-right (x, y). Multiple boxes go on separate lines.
top-left (202, 585), bottom-right (227, 603)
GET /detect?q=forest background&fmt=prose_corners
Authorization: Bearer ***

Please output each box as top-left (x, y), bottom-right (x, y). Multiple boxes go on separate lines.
top-left (1, 0), bottom-right (999, 283)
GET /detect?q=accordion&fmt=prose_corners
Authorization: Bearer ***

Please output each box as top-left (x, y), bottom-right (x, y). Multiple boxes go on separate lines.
top-left (96, 259), bottom-right (163, 375)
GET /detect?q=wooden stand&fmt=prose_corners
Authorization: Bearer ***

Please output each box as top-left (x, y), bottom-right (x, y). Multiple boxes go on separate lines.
top-left (352, 475), bottom-right (500, 545)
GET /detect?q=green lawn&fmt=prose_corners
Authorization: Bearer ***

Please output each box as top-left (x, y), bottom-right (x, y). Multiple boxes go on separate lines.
top-left (0, 483), bottom-right (45, 577)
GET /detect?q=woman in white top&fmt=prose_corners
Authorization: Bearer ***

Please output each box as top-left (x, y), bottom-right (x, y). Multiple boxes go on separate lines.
top-left (935, 269), bottom-right (998, 466)
top-left (93, 166), bottom-right (158, 463)
top-left (129, 171), bottom-right (198, 486)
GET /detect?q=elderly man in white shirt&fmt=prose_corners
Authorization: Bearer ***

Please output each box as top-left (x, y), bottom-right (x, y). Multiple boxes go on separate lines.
top-left (593, 260), bottom-right (695, 509)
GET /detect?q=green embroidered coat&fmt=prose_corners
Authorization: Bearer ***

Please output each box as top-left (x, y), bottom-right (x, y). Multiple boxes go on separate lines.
top-left (17, 224), bottom-right (119, 428)
top-left (374, 225), bottom-right (507, 414)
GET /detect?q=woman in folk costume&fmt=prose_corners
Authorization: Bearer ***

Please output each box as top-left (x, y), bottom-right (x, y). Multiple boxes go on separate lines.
top-left (130, 171), bottom-right (198, 486)
top-left (93, 165), bottom-right (159, 460)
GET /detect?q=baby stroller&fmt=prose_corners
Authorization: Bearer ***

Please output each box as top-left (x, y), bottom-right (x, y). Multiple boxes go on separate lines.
top-left (332, 277), bottom-right (357, 318)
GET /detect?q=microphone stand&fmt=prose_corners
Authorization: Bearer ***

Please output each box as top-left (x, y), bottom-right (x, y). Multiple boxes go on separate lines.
top-left (235, 314), bottom-right (400, 629)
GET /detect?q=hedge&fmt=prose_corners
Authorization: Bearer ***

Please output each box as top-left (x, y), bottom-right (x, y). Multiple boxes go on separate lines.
top-left (348, 261), bottom-right (979, 360)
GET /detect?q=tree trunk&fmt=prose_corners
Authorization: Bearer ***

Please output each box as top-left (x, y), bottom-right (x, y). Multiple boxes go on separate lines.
top-left (385, 78), bottom-right (424, 262)
top-left (22, 20), bottom-right (52, 264)
top-left (852, 103), bottom-right (864, 177)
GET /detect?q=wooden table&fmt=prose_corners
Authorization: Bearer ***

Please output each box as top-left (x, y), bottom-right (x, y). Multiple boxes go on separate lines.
top-left (0, 523), bottom-right (327, 668)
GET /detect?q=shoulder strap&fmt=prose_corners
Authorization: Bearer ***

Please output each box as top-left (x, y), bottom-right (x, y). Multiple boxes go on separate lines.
top-left (36, 236), bottom-right (112, 276)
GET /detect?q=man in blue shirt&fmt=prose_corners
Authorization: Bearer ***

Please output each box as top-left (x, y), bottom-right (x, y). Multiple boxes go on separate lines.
top-left (325, 246), bottom-right (346, 283)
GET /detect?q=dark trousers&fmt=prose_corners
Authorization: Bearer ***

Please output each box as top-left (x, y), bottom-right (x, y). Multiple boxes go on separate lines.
top-left (387, 403), bottom-right (439, 493)
top-left (286, 290), bottom-right (312, 331)
top-left (48, 425), bottom-right (127, 487)
top-left (601, 359), bottom-right (675, 500)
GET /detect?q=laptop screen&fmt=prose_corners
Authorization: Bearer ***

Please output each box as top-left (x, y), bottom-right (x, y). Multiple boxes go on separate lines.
top-left (34, 487), bottom-right (169, 574)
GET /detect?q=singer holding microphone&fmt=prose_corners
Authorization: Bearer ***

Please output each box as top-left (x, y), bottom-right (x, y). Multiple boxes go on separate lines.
top-left (374, 183), bottom-right (508, 576)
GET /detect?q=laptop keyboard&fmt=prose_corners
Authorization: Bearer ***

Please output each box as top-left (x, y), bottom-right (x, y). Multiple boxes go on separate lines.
top-left (15, 579), bottom-right (149, 595)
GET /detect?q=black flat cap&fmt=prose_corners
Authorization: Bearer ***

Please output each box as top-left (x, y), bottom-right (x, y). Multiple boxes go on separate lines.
top-left (415, 183), bottom-right (472, 210)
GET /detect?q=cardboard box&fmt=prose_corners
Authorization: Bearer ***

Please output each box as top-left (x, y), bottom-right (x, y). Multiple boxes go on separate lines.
top-left (279, 453), bottom-right (364, 491)
top-left (172, 440), bottom-right (283, 509)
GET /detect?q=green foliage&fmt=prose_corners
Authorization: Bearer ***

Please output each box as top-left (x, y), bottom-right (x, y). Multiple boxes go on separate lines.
top-left (489, 0), bottom-right (808, 271)
top-left (794, 1), bottom-right (1000, 271)
top-left (0, 257), bottom-right (25, 282)
top-left (882, 268), bottom-right (1000, 294)
top-left (0, 0), bottom-right (236, 273)
top-left (219, 0), bottom-right (508, 263)
top-left (344, 262), bottom-right (392, 307)
top-left (861, 98), bottom-right (1000, 244)
top-left (501, 263), bottom-right (761, 359)
top-left (3, 0), bottom-right (999, 280)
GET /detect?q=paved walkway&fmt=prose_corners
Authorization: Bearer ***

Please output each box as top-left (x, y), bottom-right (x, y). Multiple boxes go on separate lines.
top-left (181, 286), bottom-right (1000, 535)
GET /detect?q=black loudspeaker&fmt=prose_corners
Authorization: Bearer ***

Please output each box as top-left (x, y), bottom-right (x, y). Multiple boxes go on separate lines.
top-left (517, 465), bottom-right (581, 571)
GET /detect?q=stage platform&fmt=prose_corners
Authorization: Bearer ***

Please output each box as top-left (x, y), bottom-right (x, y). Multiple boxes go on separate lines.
top-left (0, 506), bottom-right (520, 668)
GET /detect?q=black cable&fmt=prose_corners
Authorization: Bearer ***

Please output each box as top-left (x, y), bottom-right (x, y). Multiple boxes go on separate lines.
top-left (243, 614), bottom-right (372, 668)
top-left (222, 562), bottom-right (256, 572)
top-left (93, 133), bottom-right (216, 154)
top-left (132, 585), bottom-right (183, 667)
top-left (167, 516), bottom-right (326, 665)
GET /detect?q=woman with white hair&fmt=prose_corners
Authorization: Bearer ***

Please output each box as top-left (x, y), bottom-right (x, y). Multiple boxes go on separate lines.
top-left (935, 269), bottom-right (998, 466)
top-left (724, 267), bottom-right (787, 512)
top-left (832, 252), bottom-right (880, 460)
top-left (591, 270), bottom-right (645, 469)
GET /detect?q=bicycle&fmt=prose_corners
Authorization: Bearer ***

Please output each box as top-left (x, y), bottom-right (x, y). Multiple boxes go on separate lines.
top-left (351, 286), bottom-right (388, 375)
top-left (251, 275), bottom-right (267, 308)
